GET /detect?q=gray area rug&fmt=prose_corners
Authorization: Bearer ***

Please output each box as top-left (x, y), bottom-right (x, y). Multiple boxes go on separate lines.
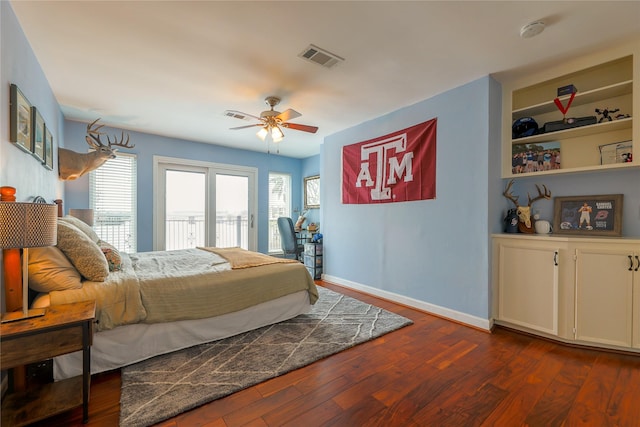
top-left (119, 286), bottom-right (412, 426)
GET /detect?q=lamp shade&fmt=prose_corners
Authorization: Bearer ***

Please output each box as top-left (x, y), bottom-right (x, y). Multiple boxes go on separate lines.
top-left (69, 208), bottom-right (94, 226)
top-left (0, 202), bottom-right (58, 249)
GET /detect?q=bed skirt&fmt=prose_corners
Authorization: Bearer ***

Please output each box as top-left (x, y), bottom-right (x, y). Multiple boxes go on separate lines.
top-left (54, 290), bottom-right (312, 380)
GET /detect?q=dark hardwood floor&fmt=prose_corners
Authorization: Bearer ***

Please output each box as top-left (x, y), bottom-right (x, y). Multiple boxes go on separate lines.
top-left (32, 281), bottom-right (640, 426)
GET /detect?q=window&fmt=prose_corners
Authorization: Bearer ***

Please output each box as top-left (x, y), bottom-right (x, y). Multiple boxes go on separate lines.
top-left (268, 172), bottom-right (291, 253)
top-left (89, 153), bottom-right (137, 253)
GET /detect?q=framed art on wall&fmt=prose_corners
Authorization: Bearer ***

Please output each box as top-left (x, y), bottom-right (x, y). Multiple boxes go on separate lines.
top-left (9, 84), bottom-right (33, 153)
top-left (44, 126), bottom-right (54, 170)
top-left (304, 175), bottom-right (320, 209)
top-left (553, 194), bottom-right (623, 237)
top-left (31, 107), bottom-right (45, 162)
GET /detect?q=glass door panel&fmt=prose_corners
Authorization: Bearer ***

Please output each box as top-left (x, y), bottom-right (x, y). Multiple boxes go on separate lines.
top-left (165, 170), bottom-right (206, 250)
top-left (215, 174), bottom-right (249, 249)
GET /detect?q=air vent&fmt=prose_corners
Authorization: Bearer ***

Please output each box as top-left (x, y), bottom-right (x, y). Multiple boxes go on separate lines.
top-left (298, 44), bottom-right (344, 69)
top-left (224, 110), bottom-right (248, 120)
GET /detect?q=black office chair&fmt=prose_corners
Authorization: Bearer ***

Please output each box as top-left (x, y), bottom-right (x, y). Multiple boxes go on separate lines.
top-left (277, 217), bottom-right (304, 261)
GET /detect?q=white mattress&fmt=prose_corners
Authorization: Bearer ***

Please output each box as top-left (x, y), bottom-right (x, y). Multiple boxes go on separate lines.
top-left (54, 290), bottom-right (311, 380)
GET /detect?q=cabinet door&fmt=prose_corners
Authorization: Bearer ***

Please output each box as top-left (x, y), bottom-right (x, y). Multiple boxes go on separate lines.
top-left (498, 243), bottom-right (559, 335)
top-left (575, 247), bottom-right (633, 347)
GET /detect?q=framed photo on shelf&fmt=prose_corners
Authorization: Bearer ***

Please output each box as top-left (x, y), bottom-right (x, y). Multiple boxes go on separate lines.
top-left (599, 140), bottom-right (633, 165)
top-left (44, 126), bottom-right (54, 170)
top-left (304, 175), bottom-right (320, 209)
top-left (9, 84), bottom-right (33, 153)
top-left (553, 194), bottom-right (623, 237)
top-left (511, 141), bottom-right (561, 174)
top-left (31, 107), bottom-right (45, 162)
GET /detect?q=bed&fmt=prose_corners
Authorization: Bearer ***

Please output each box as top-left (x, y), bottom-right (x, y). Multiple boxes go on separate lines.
top-left (28, 215), bottom-right (318, 380)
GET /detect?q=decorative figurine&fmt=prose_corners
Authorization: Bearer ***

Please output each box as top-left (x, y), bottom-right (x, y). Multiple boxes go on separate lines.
top-left (595, 107), bottom-right (619, 123)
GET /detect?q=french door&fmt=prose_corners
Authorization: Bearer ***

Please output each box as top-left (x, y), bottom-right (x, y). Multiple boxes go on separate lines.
top-left (154, 156), bottom-right (257, 251)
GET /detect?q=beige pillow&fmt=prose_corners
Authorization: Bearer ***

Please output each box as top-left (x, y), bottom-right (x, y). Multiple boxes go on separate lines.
top-left (28, 246), bottom-right (83, 292)
top-left (98, 240), bottom-right (123, 271)
top-left (57, 221), bottom-right (109, 282)
top-left (60, 215), bottom-right (100, 243)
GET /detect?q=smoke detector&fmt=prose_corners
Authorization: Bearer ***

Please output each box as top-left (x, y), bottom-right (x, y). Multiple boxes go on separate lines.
top-left (520, 21), bottom-right (546, 39)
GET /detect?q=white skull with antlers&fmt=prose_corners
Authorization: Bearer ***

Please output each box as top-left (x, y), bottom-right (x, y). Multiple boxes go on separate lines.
top-left (503, 179), bottom-right (551, 232)
top-left (58, 118), bottom-right (134, 180)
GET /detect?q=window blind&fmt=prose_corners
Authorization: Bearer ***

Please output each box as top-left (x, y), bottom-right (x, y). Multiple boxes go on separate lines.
top-left (89, 152), bottom-right (137, 253)
top-left (268, 172), bottom-right (291, 253)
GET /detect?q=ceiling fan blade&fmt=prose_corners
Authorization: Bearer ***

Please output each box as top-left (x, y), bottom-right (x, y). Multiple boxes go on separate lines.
top-left (276, 108), bottom-right (302, 122)
top-left (224, 110), bottom-right (263, 122)
top-left (283, 123), bottom-right (319, 134)
top-left (229, 123), bottom-right (264, 130)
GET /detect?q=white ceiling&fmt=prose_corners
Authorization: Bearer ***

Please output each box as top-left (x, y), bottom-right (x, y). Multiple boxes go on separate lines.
top-left (9, 1), bottom-right (640, 158)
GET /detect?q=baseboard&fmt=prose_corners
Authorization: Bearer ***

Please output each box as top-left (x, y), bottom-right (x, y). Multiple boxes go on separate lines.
top-left (322, 274), bottom-right (491, 331)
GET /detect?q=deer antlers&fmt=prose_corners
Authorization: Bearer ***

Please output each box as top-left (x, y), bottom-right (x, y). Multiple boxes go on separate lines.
top-left (528, 183), bottom-right (552, 206)
top-left (85, 118), bottom-right (135, 150)
top-left (503, 179), bottom-right (551, 208)
top-left (503, 179), bottom-right (520, 208)
top-left (503, 179), bottom-right (552, 231)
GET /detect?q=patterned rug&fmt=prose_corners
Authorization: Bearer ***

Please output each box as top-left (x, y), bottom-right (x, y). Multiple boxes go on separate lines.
top-left (119, 286), bottom-right (412, 426)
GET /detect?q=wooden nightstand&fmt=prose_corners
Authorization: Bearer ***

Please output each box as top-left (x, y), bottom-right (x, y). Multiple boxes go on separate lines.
top-left (1, 300), bottom-right (95, 426)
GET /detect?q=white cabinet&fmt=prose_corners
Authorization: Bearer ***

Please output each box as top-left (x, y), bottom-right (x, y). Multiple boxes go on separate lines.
top-left (493, 234), bottom-right (640, 352)
top-left (501, 47), bottom-right (638, 178)
top-left (573, 242), bottom-right (640, 349)
top-left (494, 236), bottom-right (562, 336)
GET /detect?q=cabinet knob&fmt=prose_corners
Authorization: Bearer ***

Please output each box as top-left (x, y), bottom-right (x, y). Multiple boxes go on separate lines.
top-left (553, 251), bottom-right (558, 266)
top-left (629, 255), bottom-right (634, 271)
top-left (635, 255), bottom-right (639, 272)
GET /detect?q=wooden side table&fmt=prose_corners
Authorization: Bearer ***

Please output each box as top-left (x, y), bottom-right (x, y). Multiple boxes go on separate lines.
top-left (1, 300), bottom-right (95, 426)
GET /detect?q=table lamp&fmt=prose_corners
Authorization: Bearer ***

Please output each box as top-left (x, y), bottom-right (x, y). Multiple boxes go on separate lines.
top-left (69, 208), bottom-right (94, 226)
top-left (0, 201), bottom-right (58, 322)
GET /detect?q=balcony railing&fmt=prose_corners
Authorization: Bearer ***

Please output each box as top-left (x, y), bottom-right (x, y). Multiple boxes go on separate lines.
top-left (93, 215), bottom-right (248, 252)
top-left (166, 215), bottom-right (248, 250)
top-left (94, 215), bottom-right (135, 253)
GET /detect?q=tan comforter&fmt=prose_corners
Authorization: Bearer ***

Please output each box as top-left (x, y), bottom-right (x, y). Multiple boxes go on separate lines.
top-left (49, 248), bottom-right (318, 331)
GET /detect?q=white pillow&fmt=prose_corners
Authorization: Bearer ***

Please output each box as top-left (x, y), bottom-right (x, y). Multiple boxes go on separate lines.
top-left (28, 246), bottom-right (83, 292)
top-left (60, 215), bottom-right (100, 243)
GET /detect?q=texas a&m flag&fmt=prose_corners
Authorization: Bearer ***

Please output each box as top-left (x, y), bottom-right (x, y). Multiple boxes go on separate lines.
top-left (342, 118), bottom-right (437, 204)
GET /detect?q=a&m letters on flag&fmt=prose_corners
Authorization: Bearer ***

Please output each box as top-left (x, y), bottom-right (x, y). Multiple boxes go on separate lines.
top-left (342, 118), bottom-right (437, 204)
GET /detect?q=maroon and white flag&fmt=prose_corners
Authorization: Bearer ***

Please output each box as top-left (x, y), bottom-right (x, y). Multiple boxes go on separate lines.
top-left (342, 118), bottom-right (437, 204)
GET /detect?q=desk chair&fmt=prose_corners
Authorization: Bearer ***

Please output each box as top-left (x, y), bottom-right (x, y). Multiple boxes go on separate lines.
top-left (277, 217), bottom-right (304, 261)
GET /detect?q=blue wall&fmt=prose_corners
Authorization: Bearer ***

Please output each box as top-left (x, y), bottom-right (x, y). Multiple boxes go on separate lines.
top-left (63, 120), bottom-right (309, 253)
top-left (322, 77), bottom-right (503, 321)
top-left (0, 2), bottom-right (64, 200)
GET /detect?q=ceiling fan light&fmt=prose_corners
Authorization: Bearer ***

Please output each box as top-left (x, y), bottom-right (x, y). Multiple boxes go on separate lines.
top-left (256, 127), bottom-right (268, 141)
top-left (271, 126), bottom-right (284, 141)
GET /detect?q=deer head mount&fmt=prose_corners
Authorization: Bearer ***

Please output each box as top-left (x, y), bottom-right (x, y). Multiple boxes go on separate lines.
top-left (503, 179), bottom-right (551, 233)
top-left (58, 118), bottom-right (134, 180)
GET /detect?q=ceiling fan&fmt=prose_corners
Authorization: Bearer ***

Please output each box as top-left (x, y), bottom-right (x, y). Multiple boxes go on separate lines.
top-left (225, 96), bottom-right (318, 144)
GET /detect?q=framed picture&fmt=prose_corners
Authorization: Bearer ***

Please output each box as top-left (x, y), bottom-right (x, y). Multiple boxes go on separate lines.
top-left (44, 126), bottom-right (54, 170)
top-left (599, 140), bottom-right (633, 165)
top-left (304, 175), bottom-right (320, 209)
top-left (9, 84), bottom-right (33, 153)
top-left (511, 141), bottom-right (561, 174)
top-left (553, 194), bottom-right (623, 237)
top-left (31, 107), bottom-right (45, 162)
